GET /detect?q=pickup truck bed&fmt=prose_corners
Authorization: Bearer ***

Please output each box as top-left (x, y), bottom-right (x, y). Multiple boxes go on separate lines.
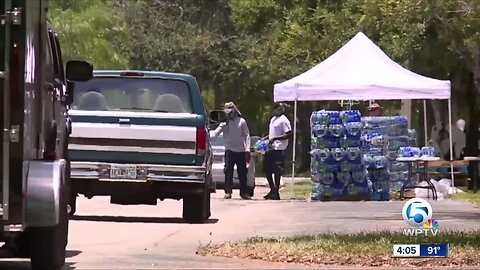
top-left (68, 70), bottom-right (213, 223)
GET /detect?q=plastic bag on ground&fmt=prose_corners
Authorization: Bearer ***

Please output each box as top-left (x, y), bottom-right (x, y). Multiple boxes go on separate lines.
top-left (414, 178), bottom-right (464, 200)
top-left (415, 181), bottom-right (432, 199)
top-left (431, 179), bottom-right (449, 197)
top-left (437, 178), bottom-right (465, 194)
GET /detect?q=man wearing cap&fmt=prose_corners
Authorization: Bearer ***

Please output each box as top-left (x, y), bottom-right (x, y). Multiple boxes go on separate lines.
top-left (368, 103), bottom-right (383, 116)
top-left (262, 102), bottom-right (292, 200)
top-left (211, 102), bottom-right (251, 200)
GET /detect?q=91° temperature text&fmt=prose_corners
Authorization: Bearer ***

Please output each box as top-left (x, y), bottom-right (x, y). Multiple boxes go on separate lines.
top-left (392, 244), bottom-right (449, 258)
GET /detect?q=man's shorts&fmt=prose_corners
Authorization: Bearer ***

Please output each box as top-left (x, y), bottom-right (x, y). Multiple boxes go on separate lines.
top-left (263, 150), bottom-right (286, 175)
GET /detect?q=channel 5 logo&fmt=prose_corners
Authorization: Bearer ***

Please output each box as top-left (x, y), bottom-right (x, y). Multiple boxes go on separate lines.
top-left (402, 198), bottom-right (439, 236)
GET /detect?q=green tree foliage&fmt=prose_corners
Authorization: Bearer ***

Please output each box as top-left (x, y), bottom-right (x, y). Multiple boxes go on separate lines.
top-left (111, 1), bottom-right (240, 97)
top-left (356, 0), bottom-right (480, 155)
top-left (110, 0), bottom-right (274, 134)
top-left (49, 0), bottom-right (479, 170)
top-left (229, 0), bottom-right (361, 170)
top-left (48, 0), bottom-right (129, 69)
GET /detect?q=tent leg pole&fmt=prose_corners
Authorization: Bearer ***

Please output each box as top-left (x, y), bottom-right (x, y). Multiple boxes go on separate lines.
top-left (423, 100), bottom-right (428, 146)
top-left (292, 100), bottom-right (297, 182)
top-left (448, 98), bottom-right (455, 193)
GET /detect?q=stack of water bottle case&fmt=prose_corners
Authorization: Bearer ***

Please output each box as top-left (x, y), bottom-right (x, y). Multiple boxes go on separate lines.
top-left (309, 111), bottom-right (424, 201)
top-left (361, 116), bottom-right (418, 200)
top-left (310, 110), bottom-right (371, 201)
top-left (255, 108), bottom-right (436, 201)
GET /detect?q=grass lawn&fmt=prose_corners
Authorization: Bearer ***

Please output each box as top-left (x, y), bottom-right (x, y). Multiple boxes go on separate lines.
top-left (280, 179), bottom-right (312, 200)
top-left (451, 191), bottom-right (480, 208)
top-left (295, 171), bottom-right (312, 178)
top-left (197, 231), bottom-right (480, 267)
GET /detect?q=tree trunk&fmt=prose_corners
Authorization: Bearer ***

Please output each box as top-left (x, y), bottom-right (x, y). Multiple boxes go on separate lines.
top-left (465, 43), bottom-right (480, 156)
top-left (298, 102), bottom-right (313, 173)
top-left (418, 100), bottom-right (426, 146)
top-left (465, 84), bottom-right (478, 157)
top-left (401, 100), bottom-right (412, 128)
top-left (430, 100), bottom-right (442, 130)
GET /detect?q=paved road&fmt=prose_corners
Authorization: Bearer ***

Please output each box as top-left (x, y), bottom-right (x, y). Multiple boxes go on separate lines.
top-left (1, 185), bottom-right (479, 269)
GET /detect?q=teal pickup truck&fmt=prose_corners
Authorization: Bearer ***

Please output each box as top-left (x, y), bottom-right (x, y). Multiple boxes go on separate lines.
top-left (67, 70), bottom-right (214, 223)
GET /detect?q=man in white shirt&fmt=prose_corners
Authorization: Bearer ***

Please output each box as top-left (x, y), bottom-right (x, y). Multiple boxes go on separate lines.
top-left (211, 102), bottom-right (251, 200)
top-left (262, 102), bottom-right (292, 200)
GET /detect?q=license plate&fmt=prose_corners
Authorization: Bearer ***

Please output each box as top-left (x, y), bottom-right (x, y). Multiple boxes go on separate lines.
top-left (110, 165), bottom-right (137, 179)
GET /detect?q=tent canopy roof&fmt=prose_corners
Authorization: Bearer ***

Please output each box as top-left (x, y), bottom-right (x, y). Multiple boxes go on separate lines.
top-left (273, 32), bottom-right (451, 102)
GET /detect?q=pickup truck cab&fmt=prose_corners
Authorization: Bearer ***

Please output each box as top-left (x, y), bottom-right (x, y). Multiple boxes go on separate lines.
top-left (68, 70), bottom-right (213, 223)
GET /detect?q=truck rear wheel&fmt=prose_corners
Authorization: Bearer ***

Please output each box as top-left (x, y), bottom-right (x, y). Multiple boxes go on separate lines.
top-left (68, 192), bottom-right (77, 216)
top-left (29, 186), bottom-right (68, 270)
top-left (65, 140), bottom-right (76, 217)
top-left (182, 189), bottom-right (211, 224)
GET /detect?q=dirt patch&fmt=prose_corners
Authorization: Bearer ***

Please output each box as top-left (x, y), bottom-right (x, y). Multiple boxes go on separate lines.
top-left (197, 232), bottom-right (480, 268)
top-left (198, 242), bottom-right (479, 268)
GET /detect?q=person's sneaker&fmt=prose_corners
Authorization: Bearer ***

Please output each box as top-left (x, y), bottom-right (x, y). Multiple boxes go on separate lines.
top-left (270, 192), bottom-right (281, 200)
top-left (224, 193), bottom-right (232, 199)
top-left (240, 193), bottom-right (252, 200)
top-left (263, 191), bottom-right (273, 200)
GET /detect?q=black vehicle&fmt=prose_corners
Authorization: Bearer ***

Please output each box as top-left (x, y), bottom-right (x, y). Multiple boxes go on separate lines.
top-left (0, 1), bottom-right (92, 269)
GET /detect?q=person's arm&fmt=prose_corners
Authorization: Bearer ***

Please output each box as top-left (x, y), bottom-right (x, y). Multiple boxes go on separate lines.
top-left (210, 123), bottom-right (225, 138)
top-left (241, 119), bottom-right (251, 152)
top-left (271, 130), bottom-right (292, 141)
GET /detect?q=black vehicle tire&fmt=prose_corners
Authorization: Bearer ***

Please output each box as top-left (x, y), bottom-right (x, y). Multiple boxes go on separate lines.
top-left (66, 159), bottom-right (77, 217)
top-left (64, 158), bottom-right (72, 245)
top-left (68, 192), bottom-right (77, 216)
top-left (64, 131), bottom-right (76, 217)
top-left (182, 188), bottom-right (211, 224)
top-left (205, 191), bottom-right (211, 218)
top-left (29, 184), bottom-right (68, 270)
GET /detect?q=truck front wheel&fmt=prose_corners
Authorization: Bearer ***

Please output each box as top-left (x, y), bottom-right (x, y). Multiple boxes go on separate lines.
top-left (29, 187), bottom-right (68, 270)
top-left (68, 192), bottom-right (77, 216)
top-left (182, 189), bottom-right (211, 224)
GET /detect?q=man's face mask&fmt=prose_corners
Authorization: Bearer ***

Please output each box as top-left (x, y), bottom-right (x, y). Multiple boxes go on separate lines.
top-left (225, 109), bottom-right (236, 119)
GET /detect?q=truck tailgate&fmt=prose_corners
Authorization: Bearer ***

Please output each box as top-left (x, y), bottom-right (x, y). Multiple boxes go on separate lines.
top-left (68, 110), bottom-right (202, 166)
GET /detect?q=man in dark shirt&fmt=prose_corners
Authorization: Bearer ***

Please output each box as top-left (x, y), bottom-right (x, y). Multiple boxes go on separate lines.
top-left (368, 103), bottom-right (383, 116)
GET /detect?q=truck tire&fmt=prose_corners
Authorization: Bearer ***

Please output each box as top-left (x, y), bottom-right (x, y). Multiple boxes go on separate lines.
top-left (64, 135), bottom-right (76, 217)
top-left (68, 192), bottom-right (77, 216)
top-left (29, 185), bottom-right (68, 270)
top-left (182, 188), bottom-right (211, 224)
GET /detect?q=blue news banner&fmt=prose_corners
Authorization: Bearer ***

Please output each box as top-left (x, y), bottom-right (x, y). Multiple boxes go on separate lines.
top-left (392, 244), bottom-right (448, 257)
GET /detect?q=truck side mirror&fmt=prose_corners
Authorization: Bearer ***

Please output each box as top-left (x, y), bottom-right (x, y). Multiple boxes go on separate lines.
top-left (65, 81), bottom-right (75, 106)
top-left (209, 110), bottom-right (227, 123)
top-left (64, 60), bottom-right (93, 106)
top-left (208, 110), bottom-right (227, 130)
top-left (66, 60), bottom-right (93, 82)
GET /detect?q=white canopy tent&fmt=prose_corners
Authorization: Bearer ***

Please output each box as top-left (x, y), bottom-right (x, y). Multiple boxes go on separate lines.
top-left (273, 32), bottom-right (455, 187)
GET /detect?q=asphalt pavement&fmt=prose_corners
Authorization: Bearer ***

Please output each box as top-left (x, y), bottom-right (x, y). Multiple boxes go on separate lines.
top-left (0, 180), bottom-right (479, 269)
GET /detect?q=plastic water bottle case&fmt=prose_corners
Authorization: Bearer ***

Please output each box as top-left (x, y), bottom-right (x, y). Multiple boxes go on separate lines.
top-left (319, 172), bottom-right (335, 185)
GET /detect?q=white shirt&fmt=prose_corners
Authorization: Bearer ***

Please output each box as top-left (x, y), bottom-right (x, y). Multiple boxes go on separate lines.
top-left (268, 115), bottom-right (292, 150)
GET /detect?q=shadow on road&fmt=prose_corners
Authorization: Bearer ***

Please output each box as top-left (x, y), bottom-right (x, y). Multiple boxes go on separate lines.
top-left (0, 250), bottom-right (80, 270)
top-left (71, 215), bottom-right (219, 224)
top-left (66, 250), bottom-right (82, 258)
top-left (0, 261), bottom-right (75, 270)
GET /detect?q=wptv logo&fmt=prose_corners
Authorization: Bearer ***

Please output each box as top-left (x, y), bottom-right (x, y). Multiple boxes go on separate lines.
top-left (402, 198), bottom-right (439, 237)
